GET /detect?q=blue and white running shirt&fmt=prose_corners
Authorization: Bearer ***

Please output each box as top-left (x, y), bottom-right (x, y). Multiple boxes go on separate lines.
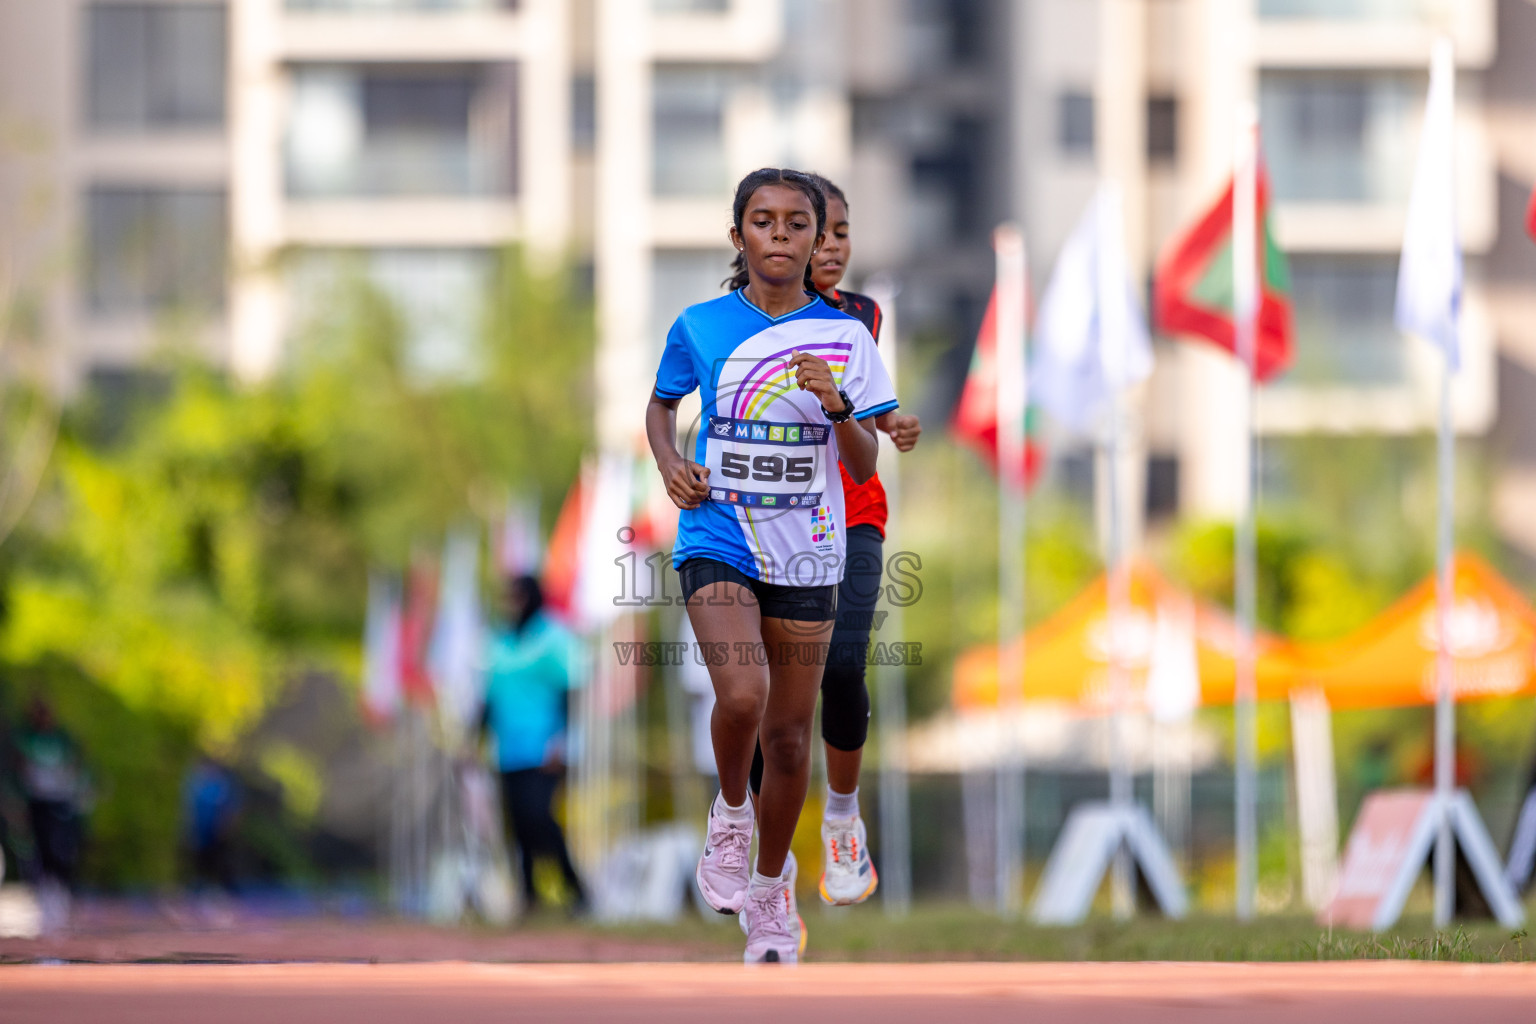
top-left (655, 291), bottom-right (898, 587)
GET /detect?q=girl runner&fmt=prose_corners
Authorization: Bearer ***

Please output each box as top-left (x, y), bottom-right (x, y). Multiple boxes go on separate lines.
top-left (647, 168), bottom-right (897, 963)
top-left (745, 175), bottom-right (922, 907)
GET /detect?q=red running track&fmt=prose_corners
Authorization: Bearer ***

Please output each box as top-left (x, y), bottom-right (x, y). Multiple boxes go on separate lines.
top-left (3, 961), bottom-right (1534, 1023)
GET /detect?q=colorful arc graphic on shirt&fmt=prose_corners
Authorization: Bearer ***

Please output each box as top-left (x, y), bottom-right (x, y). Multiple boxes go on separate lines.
top-left (733, 342), bottom-right (853, 421)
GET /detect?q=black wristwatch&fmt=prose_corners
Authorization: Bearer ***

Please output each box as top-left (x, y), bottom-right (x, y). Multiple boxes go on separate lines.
top-left (823, 389), bottom-right (855, 423)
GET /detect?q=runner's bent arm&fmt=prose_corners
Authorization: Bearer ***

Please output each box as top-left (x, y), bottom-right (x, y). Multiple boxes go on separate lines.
top-left (835, 416), bottom-right (880, 484)
top-left (646, 393), bottom-right (710, 510)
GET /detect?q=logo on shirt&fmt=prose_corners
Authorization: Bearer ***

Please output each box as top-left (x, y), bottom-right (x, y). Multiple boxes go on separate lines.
top-left (762, 496), bottom-right (777, 506)
top-left (786, 426), bottom-right (801, 443)
top-left (728, 492), bottom-right (739, 502)
top-left (768, 426), bottom-right (784, 442)
top-left (789, 496), bottom-right (799, 506)
top-left (734, 422), bottom-right (751, 439)
top-left (711, 489), bottom-right (725, 501)
top-left (744, 494), bottom-right (756, 505)
top-left (810, 505), bottom-right (836, 544)
top-left (713, 420), bottom-right (732, 436)
top-left (751, 424), bottom-right (769, 441)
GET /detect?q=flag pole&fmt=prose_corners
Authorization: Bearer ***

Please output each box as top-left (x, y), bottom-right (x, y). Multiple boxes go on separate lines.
top-left (1433, 352), bottom-right (1456, 928)
top-left (1430, 37), bottom-right (1457, 932)
top-left (867, 274), bottom-right (912, 916)
top-left (993, 223), bottom-right (1029, 917)
top-left (1233, 103), bottom-right (1260, 922)
top-left (1097, 187), bottom-right (1133, 919)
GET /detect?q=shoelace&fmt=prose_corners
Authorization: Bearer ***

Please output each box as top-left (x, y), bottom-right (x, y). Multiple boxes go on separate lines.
top-left (828, 826), bottom-right (857, 867)
top-left (746, 884), bottom-right (794, 942)
top-left (709, 819), bottom-right (752, 869)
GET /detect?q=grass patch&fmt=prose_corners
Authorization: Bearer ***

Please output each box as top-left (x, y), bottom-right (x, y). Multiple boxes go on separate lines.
top-left (573, 906), bottom-right (1536, 963)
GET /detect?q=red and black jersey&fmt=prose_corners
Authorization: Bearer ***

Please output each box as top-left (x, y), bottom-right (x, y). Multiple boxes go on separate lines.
top-left (839, 289), bottom-right (883, 343)
top-left (830, 289), bottom-right (890, 538)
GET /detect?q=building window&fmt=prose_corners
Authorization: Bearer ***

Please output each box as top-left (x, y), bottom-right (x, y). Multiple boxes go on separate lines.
top-left (572, 74), bottom-right (596, 153)
top-left (911, 115), bottom-right (985, 240)
top-left (906, 0), bottom-right (986, 70)
top-left (1259, 0), bottom-right (1433, 20)
top-left (285, 63), bottom-right (517, 197)
top-left (652, 0), bottom-right (729, 12)
top-left (1147, 95), bottom-right (1178, 164)
top-left (1057, 90), bottom-right (1095, 158)
top-left (85, 3), bottom-right (227, 132)
top-left (653, 66), bottom-right (732, 198)
top-left (1145, 455), bottom-right (1179, 520)
top-left (287, 248), bottom-right (493, 380)
top-left (86, 187), bottom-right (227, 314)
top-left (286, 1), bottom-right (518, 10)
top-left (1281, 254), bottom-right (1405, 387)
top-left (1259, 71), bottom-right (1418, 204)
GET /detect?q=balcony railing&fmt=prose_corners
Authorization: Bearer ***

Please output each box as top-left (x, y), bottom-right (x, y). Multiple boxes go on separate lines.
top-left (285, 1), bottom-right (516, 12)
top-left (1258, 0), bottom-right (1444, 20)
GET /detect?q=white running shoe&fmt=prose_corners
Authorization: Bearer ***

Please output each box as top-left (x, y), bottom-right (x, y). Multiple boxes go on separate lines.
top-left (696, 793), bottom-right (754, 914)
top-left (739, 852), bottom-right (805, 955)
top-left (819, 814), bottom-right (878, 906)
top-left (742, 870), bottom-right (802, 964)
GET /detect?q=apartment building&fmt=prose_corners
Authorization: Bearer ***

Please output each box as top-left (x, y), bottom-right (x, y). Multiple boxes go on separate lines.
top-left (1000, 0), bottom-right (1536, 558)
top-left (5, 0), bottom-right (1535, 555)
top-left (1, 0), bottom-right (232, 387)
top-left (590, 0), bottom-right (851, 447)
top-left (1177, 0), bottom-right (1503, 521)
top-left (0, 0), bottom-right (571, 389)
top-left (230, 0), bottom-right (572, 380)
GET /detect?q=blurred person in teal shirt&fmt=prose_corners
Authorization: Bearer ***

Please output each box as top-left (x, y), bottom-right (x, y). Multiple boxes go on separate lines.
top-left (481, 574), bottom-right (588, 915)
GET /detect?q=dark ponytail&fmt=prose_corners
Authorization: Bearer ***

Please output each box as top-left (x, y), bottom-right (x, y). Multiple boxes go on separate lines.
top-left (721, 167), bottom-right (827, 293)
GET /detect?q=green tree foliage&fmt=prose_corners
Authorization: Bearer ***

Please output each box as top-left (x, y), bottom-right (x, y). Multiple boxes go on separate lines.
top-left (0, 249), bottom-right (594, 884)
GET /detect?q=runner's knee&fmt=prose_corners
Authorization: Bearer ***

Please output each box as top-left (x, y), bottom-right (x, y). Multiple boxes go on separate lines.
top-left (712, 677), bottom-right (767, 727)
top-left (820, 666), bottom-right (870, 751)
top-left (759, 720), bottom-right (812, 772)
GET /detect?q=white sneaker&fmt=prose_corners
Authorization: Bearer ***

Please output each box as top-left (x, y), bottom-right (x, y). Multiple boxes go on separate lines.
top-left (696, 793), bottom-right (754, 914)
top-left (742, 869), bottom-right (803, 964)
top-left (739, 852), bottom-right (805, 955)
top-left (819, 814), bottom-right (878, 906)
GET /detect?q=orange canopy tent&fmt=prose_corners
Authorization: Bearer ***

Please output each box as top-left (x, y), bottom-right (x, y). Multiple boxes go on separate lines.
top-left (1290, 555), bottom-right (1536, 710)
top-left (952, 561), bottom-right (1300, 714)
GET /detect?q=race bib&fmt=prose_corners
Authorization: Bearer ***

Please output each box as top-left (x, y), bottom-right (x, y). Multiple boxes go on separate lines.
top-left (702, 414), bottom-right (829, 512)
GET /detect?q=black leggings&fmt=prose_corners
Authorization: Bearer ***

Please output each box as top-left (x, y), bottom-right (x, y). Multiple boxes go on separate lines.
top-left (750, 524), bottom-right (883, 795)
top-left (27, 800), bottom-right (82, 889)
top-left (499, 768), bottom-right (586, 907)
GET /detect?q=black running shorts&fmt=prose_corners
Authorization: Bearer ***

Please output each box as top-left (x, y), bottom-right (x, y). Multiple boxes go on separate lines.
top-left (677, 557), bottom-right (838, 623)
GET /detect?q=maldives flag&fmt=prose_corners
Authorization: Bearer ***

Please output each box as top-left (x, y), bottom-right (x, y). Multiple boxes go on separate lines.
top-left (951, 288), bottom-right (1044, 488)
top-left (398, 559), bottom-right (438, 703)
top-left (1154, 170), bottom-right (1294, 381)
top-left (1526, 184), bottom-right (1536, 241)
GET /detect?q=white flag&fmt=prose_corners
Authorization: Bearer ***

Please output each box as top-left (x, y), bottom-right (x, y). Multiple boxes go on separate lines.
top-left (1395, 38), bottom-right (1461, 371)
top-left (362, 571), bottom-right (403, 722)
top-left (574, 450), bottom-right (637, 630)
top-left (428, 527), bottom-right (485, 733)
top-left (1033, 185), bottom-right (1154, 435)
